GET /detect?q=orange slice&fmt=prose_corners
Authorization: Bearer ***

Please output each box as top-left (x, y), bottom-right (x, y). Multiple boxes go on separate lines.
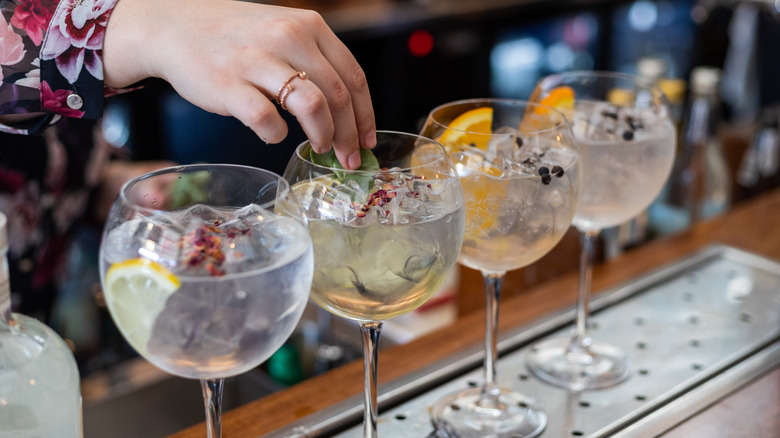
top-left (460, 171), bottom-right (506, 235)
top-left (451, 152), bottom-right (505, 235)
top-left (523, 85), bottom-right (575, 131)
top-left (538, 86), bottom-right (575, 112)
top-left (438, 107), bottom-right (493, 152)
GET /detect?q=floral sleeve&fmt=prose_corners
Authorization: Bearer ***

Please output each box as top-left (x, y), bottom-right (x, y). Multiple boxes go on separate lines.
top-left (0, 0), bottom-right (119, 135)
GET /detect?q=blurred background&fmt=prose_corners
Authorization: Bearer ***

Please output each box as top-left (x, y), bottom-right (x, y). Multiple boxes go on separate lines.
top-left (44, 0), bottom-right (780, 435)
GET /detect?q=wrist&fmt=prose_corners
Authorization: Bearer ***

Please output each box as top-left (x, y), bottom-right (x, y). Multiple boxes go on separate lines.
top-left (103, 0), bottom-right (166, 88)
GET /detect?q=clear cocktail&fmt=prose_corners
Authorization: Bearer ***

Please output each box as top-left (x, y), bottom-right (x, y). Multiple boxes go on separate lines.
top-left (100, 204), bottom-right (313, 379)
top-left (294, 174), bottom-right (464, 321)
top-left (420, 99), bottom-right (581, 438)
top-left (526, 71), bottom-right (676, 391)
top-left (284, 131), bottom-right (465, 438)
top-left (98, 164), bottom-right (313, 438)
top-left (568, 99), bottom-right (676, 231)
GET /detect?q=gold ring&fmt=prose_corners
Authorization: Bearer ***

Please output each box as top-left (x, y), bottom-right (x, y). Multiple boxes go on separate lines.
top-left (276, 71), bottom-right (308, 110)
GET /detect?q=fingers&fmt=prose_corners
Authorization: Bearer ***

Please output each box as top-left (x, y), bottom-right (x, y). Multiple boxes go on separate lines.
top-left (228, 55), bottom-right (369, 170)
top-left (279, 74), bottom-right (335, 154)
top-left (222, 83), bottom-right (290, 144)
top-left (282, 56), bottom-right (361, 169)
top-left (277, 13), bottom-right (375, 169)
top-left (143, 3), bottom-right (376, 170)
top-left (315, 32), bottom-right (377, 152)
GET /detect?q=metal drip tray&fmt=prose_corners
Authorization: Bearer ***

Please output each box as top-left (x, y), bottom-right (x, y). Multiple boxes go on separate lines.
top-left (269, 245), bottom-right (780, 437)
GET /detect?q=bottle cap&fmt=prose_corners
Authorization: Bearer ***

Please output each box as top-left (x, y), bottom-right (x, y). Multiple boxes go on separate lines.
top-left (690, 66), bottom-right (721, 95)
top-left (637, 57), bottom-right (668, 81)
top-left (0, 212), bottom-right (6, 252)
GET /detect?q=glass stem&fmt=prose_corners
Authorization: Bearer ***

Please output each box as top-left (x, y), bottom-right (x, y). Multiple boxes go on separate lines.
top-left (479, 273), bottom-right (504, 407)
top-left (201, 378), bottom-right (224, 438)
top-left (570, 230), bottom-right (600, 354)
top-left (359, 321), bottom-right (383, 438)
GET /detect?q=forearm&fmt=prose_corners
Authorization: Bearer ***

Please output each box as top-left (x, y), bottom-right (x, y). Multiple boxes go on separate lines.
top-left (3, 0), bottom-right (376, 167)
top-left (103, 0), bottom-right (167, 89)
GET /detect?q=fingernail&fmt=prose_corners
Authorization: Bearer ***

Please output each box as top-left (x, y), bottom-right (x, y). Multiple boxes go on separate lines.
top-left (348, 150), bottom-right (362, 170)
top-left (365, 131), bottom-right (377, 149)
top-left (311, 143), bottom-right (328, 154)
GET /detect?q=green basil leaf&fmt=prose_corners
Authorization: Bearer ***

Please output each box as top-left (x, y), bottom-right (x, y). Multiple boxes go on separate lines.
top-left (309, 148), bottom-right (380, 194)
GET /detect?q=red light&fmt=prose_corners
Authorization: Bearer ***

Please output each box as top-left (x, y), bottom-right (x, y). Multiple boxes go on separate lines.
top-left (408, 30), bottom-right (434, 57)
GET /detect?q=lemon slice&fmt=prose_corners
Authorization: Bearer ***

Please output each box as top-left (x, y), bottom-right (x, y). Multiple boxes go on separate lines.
top-left (104, 258), bottom-right (181, 355)
top-left (439, 107), bottom-right (493, 152)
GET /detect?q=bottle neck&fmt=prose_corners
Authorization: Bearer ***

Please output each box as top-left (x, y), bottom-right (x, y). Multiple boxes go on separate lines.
top-left (684, 92), bottom-right (720, 151)
top-left (0, 251), bottom-right (12, 324)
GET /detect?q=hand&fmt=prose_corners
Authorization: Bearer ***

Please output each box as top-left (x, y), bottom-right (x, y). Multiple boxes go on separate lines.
top-left (103, 0), bottom-right (376, 169)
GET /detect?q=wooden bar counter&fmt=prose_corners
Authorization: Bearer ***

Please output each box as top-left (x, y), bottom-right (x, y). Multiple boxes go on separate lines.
top-left (170, 189), bottom-right (780, 438)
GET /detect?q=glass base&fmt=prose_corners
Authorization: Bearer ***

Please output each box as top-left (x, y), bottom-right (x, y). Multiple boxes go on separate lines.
top-left (525, 337), bottom-right (631, 391)
top-left (430, 387), bottom-right (546, 438)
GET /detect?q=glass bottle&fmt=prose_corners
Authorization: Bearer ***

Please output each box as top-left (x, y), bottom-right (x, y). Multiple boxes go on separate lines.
top-left (0, 212), bottom-right (83, 437)
top-left (735, 105), bottom-right (780, 202)
top-left (650, 66), bottom-right (731, 235)
top-left (685, 66), bottom-right (732, 221)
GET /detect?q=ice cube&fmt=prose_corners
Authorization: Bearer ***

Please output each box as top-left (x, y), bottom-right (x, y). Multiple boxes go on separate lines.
top-left (102, 218), bottom-right (147, 264)
top-left (506, 172), bottom-right (541, 208)
top-left (103, 216), bottom-right (182, 268)
top-left (378, 191), bottom-right (403, 225)
top-left (485, 126), bottom-right (518, 162)
top-left (222, 206), bottom-right (310, 276)
top-left (539, 145), bottom-right (578, 171)
top-left (171, 205), bottom-right (235, 275)
top-left (416, 178), bottom-right (463, 220)
top-left (295, 178), bottom-right (366, 223)
top-left (513, 141), bottom-right (546, 174)
top-left (453, 149), bottom-right (488, 178)
top-left (178, 204), bottom-right (226, 224)
top-left (375, 179), bottom-right (425, 225)
top-left (618, 106), bottom-right (658, 141)
top-left (569, 102), bottom-right (624, 142)
top-left (148, 281), bottom-right (249, 360)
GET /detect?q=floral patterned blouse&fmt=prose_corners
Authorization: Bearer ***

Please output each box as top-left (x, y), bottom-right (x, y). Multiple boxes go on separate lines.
top-left (1, 0), bottom-right (118, 134)
top-left (0, 0), bottom-right (119, 321)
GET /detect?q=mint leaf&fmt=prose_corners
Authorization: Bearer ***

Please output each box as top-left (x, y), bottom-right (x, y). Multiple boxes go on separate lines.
top-left (357, 148), bottom-right (380, 171)
top-left (170, 170), bottom-right (211, 209)
top-left (309, 148), bottom-right (380, 194)
top-left (309, 148), bottom-right (340, 169)
top-left (309, 148), bottom-right (379, 171)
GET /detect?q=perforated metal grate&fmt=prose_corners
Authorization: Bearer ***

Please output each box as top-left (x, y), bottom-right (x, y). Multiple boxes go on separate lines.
top-left (268, 246), bottom-right (780, 438)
